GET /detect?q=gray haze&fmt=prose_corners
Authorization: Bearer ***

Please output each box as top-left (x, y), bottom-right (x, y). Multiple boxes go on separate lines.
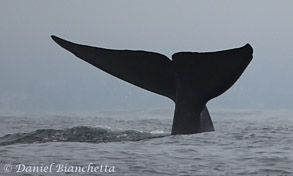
top-left (0, 1), bottom-right (292, 113)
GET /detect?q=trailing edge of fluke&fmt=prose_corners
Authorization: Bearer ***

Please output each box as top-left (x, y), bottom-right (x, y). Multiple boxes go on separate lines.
top-left (51, 35), bottom-right (253, 135)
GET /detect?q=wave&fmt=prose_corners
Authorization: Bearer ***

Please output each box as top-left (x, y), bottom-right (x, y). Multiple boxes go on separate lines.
top-left (0, 126), bottom-right (169, 146)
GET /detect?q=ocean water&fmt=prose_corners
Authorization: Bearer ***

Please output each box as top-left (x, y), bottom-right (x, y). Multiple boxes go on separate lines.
top-left (0, 109), bottom-right (292, 176)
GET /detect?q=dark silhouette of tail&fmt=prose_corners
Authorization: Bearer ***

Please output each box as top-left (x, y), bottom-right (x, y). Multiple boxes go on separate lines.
top-left (51, 35), bottom-right (253, 135)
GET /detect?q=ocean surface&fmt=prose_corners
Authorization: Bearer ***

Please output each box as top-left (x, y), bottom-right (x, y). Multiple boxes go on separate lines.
top-left (0, 109), bottom-right (292, 176)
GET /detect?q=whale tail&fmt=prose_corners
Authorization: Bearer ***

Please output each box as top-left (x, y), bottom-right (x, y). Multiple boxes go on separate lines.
top-left (51, 35), bottom-right (253, 135)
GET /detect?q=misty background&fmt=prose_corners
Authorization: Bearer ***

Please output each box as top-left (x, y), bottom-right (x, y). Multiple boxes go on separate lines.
top-left (0, 1), bottom-right (292, 114)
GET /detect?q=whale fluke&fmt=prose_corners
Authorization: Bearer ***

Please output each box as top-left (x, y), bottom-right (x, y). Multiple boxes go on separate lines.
top-left (51, 35), bottom-right (253, 135)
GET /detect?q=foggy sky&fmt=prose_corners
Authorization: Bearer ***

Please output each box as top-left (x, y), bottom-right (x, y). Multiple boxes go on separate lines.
top-left (0, 1), bottom-right (292, 113)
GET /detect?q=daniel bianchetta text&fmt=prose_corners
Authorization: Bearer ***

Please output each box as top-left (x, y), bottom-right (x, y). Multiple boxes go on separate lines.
top-left (13, 163), bottom-right (115, 173)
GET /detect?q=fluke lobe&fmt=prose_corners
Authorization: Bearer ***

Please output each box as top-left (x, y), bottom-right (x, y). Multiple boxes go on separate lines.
top-left (51, 35), bottom-right (253, 135)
